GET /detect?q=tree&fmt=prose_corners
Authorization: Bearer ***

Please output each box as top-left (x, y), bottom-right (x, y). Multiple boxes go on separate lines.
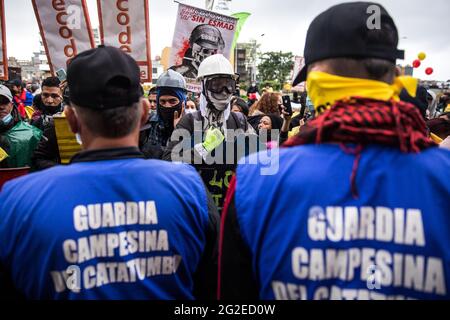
top-left (257, 51), bottom-right (294, 90)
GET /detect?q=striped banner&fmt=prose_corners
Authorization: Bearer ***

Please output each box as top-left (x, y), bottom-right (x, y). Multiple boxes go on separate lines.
top-left (32, 0), bottom-right (95, 74)
top-left (97, 0), bottom-right (152, 82)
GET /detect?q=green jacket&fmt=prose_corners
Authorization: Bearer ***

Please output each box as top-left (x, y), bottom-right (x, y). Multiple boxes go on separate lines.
top-left (1, 121), bottom-right (42, 168)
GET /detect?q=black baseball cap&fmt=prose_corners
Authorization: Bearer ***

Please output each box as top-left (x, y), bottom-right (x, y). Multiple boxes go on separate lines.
top-left (67, 45), bottom-right (141, 109)
top-left (293, 2), bottom-right (405, 86)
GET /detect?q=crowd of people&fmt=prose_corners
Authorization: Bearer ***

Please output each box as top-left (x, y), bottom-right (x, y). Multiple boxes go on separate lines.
top-left (0, 2), bottom-right (449, 300)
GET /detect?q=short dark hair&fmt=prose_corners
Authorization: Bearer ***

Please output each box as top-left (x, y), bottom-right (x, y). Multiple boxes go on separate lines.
top-left (72, 84), bottom-right (141, 138)
top-left (42, 77), bottom-right (61, 89)
top-left (148, 87), bottom-right (157, 95)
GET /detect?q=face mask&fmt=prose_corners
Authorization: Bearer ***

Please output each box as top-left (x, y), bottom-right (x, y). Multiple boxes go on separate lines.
top-left (306, 71), bottom-right (418, 115)
top-left (1, 113), bottom-right (13, 126)
top-left (185, 108), bottom-right (196, 115)
top-left (158, 103), bottom-right (183, 130)
top-left (207, 92), bottom-right (232, 111)
top-left (205, 81), bottom-right (234, 112)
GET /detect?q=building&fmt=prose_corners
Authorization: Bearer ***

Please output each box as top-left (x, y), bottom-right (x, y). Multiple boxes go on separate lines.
top-left (235, 46), bottom-right (249, 83)
top-left (397, 64), bottom-right (414, 77)
top-left (235, 40), bottom-right (260, 85)
top-left (8, 37), bottom-right (51, 82)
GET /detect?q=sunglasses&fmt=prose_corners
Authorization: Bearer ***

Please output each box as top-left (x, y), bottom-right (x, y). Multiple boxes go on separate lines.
top-left (206, 77), bottom-right (236, 94)
top-left (42, 93), bottom-right (61, 99)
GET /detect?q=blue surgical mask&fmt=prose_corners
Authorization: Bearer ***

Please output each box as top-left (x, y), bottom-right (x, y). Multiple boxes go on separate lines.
top-left (1, 113), bottom-right (13, 125)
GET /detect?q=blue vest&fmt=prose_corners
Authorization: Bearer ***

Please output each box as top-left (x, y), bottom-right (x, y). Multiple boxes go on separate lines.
top-left (235, 144), bottom-right (450, 300)
top-left (0, 159), bottom-right (209, 299)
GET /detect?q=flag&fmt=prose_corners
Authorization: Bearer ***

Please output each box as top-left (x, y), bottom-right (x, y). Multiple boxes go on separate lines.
top-left (230, 12), bottom-right (251, 51)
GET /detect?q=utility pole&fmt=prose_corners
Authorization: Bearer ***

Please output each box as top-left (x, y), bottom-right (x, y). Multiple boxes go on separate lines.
top-left (205, 0), bottom-right (215, 10)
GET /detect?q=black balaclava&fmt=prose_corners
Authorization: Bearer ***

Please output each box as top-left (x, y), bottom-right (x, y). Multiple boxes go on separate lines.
top-left (156, 87), bottom-right (186, 134)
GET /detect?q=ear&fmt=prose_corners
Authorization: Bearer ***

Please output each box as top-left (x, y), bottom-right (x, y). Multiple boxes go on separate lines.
top-left (140, 99), bottom-right (150, 127)
top-left (65, 105), bottom-right (79, 134)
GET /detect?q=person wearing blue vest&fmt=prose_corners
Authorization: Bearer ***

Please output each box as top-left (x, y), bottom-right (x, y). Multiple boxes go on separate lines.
top-left (0, 46), bottom-right (219, 300)
top-left (218, 2), bottom-right (450, 300)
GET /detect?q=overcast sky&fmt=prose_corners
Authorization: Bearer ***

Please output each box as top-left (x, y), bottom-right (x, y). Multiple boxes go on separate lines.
top-left (3, 0), bottom-right (450, 80)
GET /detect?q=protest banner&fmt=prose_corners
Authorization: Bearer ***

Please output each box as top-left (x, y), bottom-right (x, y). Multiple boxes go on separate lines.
top-left (97, 0), bottom-right (152, 82)
top-left (0, 0), bottom-right (8, 80)
top-left (169, 3), bottom-right (237, 92)
top-left (32, 0), bottom-right (95, 74)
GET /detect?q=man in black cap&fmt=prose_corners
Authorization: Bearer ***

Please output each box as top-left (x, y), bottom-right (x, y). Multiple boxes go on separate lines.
top-left (0, 46), bottom-right (219, 300)
top-left (219, 2), bottom-right (450, 300)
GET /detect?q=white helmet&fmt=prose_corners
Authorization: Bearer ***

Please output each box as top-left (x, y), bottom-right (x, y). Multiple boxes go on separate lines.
top-left (197, 54), bottom-right (238, 81)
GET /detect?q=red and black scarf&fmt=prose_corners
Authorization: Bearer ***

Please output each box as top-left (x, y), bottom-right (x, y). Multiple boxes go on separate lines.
top-left (283, 97), bottom-right (436, 198)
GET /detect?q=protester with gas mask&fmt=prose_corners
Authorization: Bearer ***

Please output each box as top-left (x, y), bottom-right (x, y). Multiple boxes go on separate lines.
top-left (140, 70), bottom-right (187, 159)
top-left (0, 85), bottom-right (42, 168)
top-left (163, 54), bottom-right (255, 210)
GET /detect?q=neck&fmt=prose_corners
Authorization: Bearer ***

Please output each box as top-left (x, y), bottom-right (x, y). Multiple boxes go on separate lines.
top-left (81, 135), bottom-right (138, 151)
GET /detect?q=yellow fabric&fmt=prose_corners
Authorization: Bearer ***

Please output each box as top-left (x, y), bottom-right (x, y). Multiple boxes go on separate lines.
top-left (430, 133), bottom-right (443, 144)
top-left (53, 113), bottom-right (82, 164)
top-left (25, 106), bottom-right (34, 120)
top-left (0, 147), bottom-right (8, 162)
top-left (306, 71), bottom-right (419, 114)
top-left (445, 104), bottom-right (450, 113)
top-left (288, 126), bottom-right (300, 138)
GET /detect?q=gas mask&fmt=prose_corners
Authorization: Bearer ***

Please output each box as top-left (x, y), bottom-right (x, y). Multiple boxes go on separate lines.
top-left (204, 76), bottom-right (236, 111)
top-left (192, 43), bottom-right (218, 69)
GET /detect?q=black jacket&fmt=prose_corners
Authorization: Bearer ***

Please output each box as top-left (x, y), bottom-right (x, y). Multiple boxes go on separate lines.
top-left (163, 111), bottom-right (255, 210)
top-left (31, 120), bottom-right (60, 171)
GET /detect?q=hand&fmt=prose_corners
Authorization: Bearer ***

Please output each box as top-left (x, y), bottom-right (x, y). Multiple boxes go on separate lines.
top-left (173, 110), bottom-right (182, 128)
top-left (281, 109), bottom-right (292, 133)
top-left (281, 109), bottom-right (292, 122)
top-left (203, 128), bottom-right (225, 153)
top-left (59, 80), bottom-right (68, 92)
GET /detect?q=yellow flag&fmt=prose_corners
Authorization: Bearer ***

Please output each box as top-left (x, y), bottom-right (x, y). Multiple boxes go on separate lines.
top-left (0, 147), bottom-right (9, 162)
